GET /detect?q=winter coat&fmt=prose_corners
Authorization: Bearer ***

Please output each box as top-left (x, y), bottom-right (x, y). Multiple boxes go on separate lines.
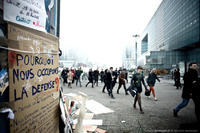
top-left (119, 72), bottom-right (126, 84)
top-left (182, 69), bottom-right (198, 99)
top-left (147, 73), bottom-right (160, 86)
top-left (174, 70), bottom-right (180, 81)
top-left (67, 72), bottom-right (73, 83)
top-left (106, 71), bottom-right (112, 83)
top-left (75, 70), bottom-right (82, 78)
top-left (88, 71), bottom-right (94, 82)
top-left (61, 69), bottom-right (68, 79)
top-left (93, 70), bottom-right (99, 81)
top-left (131, 72), bottom-right (147, 93)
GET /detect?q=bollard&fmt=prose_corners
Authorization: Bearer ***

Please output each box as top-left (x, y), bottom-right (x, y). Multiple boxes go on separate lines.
top-left (74, 92), bottom-right (88, 133)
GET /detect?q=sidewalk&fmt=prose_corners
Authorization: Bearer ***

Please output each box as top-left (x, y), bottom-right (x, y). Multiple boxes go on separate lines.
top-left (63, 79), bottom-right (198, 133)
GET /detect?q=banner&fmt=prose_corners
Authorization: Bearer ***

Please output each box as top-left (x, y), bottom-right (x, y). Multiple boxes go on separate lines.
top-left (4, 0), bottom-right (47, 32)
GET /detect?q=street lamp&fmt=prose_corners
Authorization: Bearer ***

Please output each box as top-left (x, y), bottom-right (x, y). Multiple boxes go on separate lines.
top-left (132, 34), bottom-right (140, 67)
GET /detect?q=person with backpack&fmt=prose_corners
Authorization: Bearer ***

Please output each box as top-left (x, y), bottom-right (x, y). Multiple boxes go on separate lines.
top-left (146, 68), bottom-right (160, 101)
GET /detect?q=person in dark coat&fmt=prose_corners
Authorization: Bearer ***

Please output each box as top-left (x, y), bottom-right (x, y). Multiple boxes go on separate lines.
top-left (117, 69), bottom-right (128, 95)
top-left (100, 69), bottom-right (104, 83)
top-left (61, 67), bottom-right (69, 85)
top-left (146, 68), bottom-right (160, 101)
top-left (110, 67), bottom-right (117, 89)
top-left (131, 66), bottom-right (148, 114)
top-left (102, 69), bottom-right (110, 93)
top-left (173, 63), bottom-right (199, 121)
top-left (75, 67), bottom-right (82, 87)
top-left (86, 68), bottom-right (94, 88)
top-left (125, 69), bottom-right (128, 83)
top-left (106, 67), bottom-right (115, 99)
top-left (174, 68), bottom-right (181, 89)
top-left (93, 68), bottom-right (99, 86)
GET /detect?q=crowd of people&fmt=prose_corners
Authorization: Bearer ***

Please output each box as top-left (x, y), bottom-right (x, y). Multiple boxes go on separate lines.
top-left (61, 67), bottom-right (83, 88)
top-left (60, 63), bottom-right (200, 125)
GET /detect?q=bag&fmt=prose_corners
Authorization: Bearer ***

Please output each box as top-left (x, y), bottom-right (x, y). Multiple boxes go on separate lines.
top-left (145, 89), bottom-right (150, 96)
top-left (127, 85), bottom-right (137, 98)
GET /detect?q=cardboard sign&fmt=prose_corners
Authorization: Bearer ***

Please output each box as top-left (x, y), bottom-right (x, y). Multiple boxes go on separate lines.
top-left (4, 0), bottom-right (47, 32)
top-left (7, 24), bottom-right (59, 133)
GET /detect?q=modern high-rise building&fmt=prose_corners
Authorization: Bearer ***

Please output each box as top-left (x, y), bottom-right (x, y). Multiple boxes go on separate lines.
top-left (138, 0), bottom-right (200, 71)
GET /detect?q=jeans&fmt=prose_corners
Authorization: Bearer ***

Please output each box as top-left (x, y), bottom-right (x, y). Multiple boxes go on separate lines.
top-left (174, 98), bottom-right (190, 113)
top-left (76, 78), bottom-right (81, 86)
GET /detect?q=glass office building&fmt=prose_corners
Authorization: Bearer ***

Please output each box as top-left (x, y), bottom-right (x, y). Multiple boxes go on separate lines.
top-left (139, 0), bottom-right (200, 70)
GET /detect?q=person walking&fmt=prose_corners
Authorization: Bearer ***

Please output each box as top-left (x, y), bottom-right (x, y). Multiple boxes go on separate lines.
top-left (110, 67), bottom-right (117, 89)
top-left (100, 69), bottom-right (104, 83)
top-left (173, 63), bottom-right (199, 124)
top-left (93, 68), bottom-right (99, 87)
top-left (125, 69), bottom-right (128, 83)
top-left (102, 69), bottom-right (107, 93)
top-left (117, 69), bottom-right (128, 95)
top-left (61, 67), bottom-right (68, 85)
top-left (86, 68), bottom-right (94, 88)
top-left (67, 69), bottom-right (73, 88)
top-left (146, 68), bottom-right (160, 101)
top-left (106, 68), bottom-right (115, 99)
top-left (131, 66), bottom-right (148, 114)
top-left (174, 68), bottom-right (181, 89)
top-left (75, 67), bottom-right (82, 87)
top-left (191, 63), bottom-right (200, 125)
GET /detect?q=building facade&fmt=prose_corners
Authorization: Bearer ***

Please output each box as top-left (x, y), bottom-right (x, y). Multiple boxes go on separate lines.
top-left (138, 0), bottom-right (200, 70)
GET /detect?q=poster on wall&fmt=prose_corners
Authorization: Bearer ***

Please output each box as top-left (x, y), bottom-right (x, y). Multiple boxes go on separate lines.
top-left (8, 24), bottom-right (59, 133)
top-left (4, 0), bottom-right (47, 32)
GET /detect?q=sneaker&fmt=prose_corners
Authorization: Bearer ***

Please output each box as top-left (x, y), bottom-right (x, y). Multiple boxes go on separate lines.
top-left (173, 109), bottom-right (178, 117)
top-left (154, 98), bottom-right (158, 101)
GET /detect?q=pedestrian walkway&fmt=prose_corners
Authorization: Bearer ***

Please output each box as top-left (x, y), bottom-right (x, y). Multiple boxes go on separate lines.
top-left (63, 79), bottom-right (198, 133)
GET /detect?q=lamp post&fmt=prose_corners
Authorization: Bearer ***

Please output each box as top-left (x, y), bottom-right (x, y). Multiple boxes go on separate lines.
top-left (132, 34), bottom-right (140, 67)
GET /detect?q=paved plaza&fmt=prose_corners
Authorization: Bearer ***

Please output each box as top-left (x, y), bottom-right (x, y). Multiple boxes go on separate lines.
top-left (63, 78), bottom-right (198, 133)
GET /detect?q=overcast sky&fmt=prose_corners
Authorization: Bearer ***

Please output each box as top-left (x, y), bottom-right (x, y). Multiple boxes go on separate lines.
top-left (60, 0), bottom-right (162, 67)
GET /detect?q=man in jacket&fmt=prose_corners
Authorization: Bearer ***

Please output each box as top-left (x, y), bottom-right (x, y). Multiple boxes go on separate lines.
top-left (93, 68), bottom-right (99, 87)
top-left (61, 67), bottom-right (68, 85)
top-left (173, 63), bottom-right (199, 122)
top-left (75, 67), bottom-right (82, 87)
top-left (110, 67), bottom-right (117, 89)
top-left (106, 67), bottom-right (115, 99)
top-left (86, 68), bottom-right (94, 88)
top-left (117, 69), bottom-right (128, 95)
top-left (174, 68), bottom-right (181, 89)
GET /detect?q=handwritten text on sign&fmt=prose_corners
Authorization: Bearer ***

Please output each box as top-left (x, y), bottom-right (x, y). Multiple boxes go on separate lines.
top-left (9, 52), bottom-right (58, 101)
